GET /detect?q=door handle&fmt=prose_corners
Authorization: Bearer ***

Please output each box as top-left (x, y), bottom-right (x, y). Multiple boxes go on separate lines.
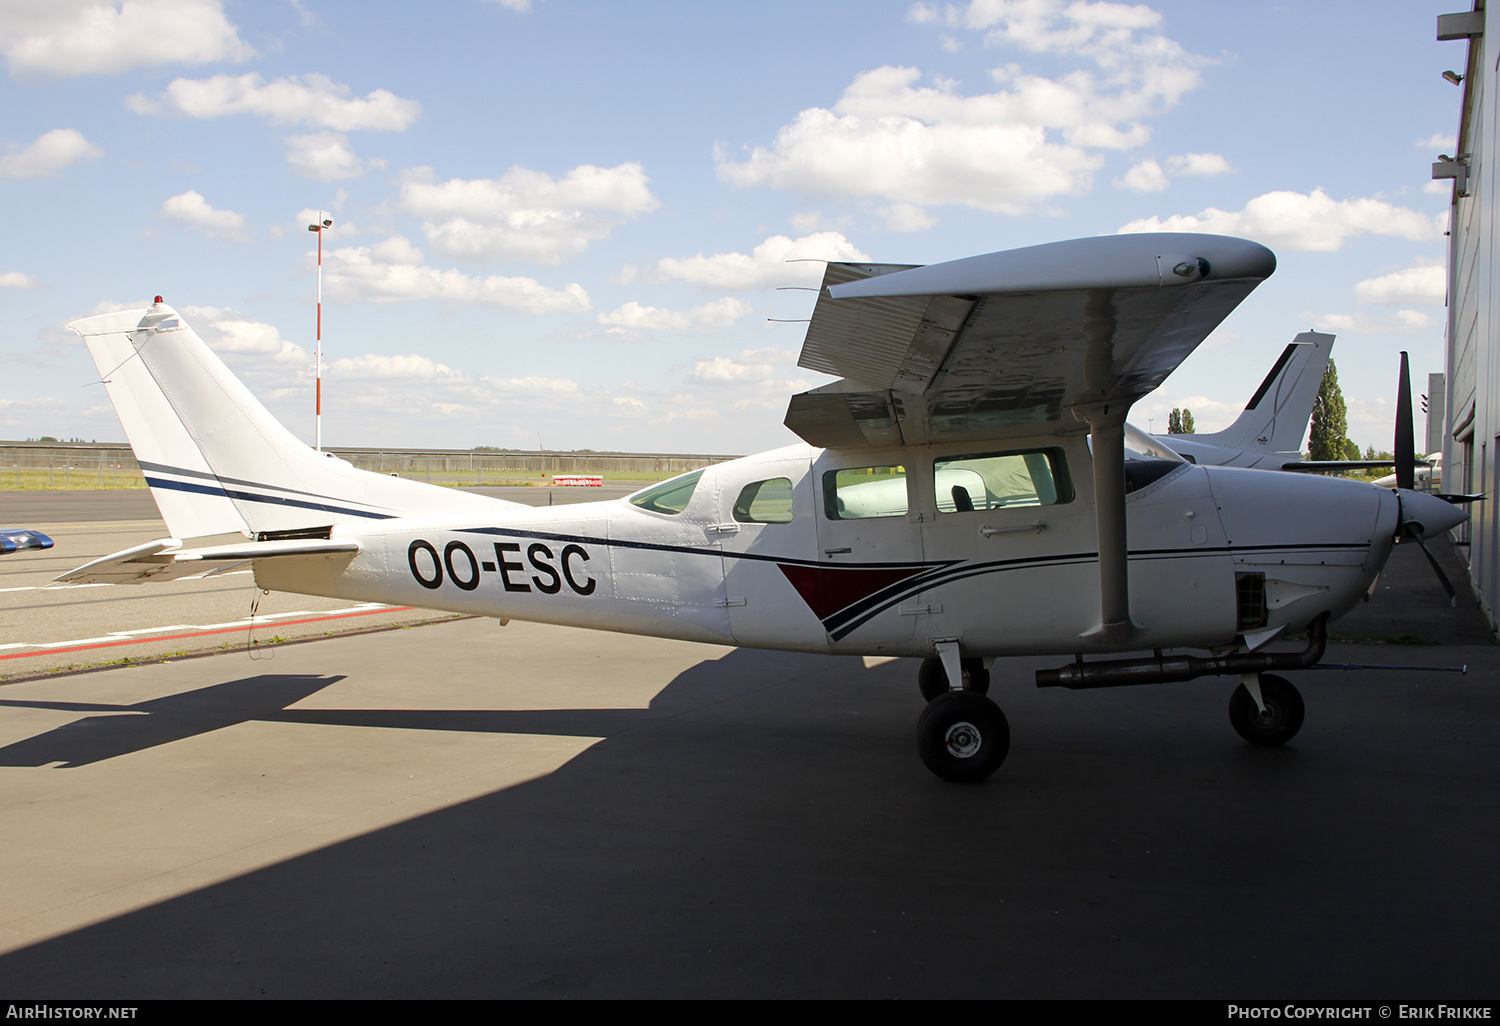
top-left (823, 547), bottom-right (852, 556)
top-left (980, 522), bottom-right (1046, 537)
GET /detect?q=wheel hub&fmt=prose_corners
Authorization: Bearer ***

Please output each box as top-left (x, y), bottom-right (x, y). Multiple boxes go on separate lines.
top-left (1254, 703), bottom-right (1283, 730)
top-left (944, 721), bottom-right (982, 758)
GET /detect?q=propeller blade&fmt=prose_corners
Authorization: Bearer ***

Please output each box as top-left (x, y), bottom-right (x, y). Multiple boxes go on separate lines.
top-left (1410, 529), bottom-right (1458, 607)
top-left (1434, 492), bottom-right (1486, 505)
top-left (1395, 351), bottom-right (1415, 491)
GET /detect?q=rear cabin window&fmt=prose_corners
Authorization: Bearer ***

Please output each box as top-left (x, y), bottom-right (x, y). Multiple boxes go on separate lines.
top-left (933, 449), bottom-right (1073, 513)
top-left (732, 477), bottom-right (794, 524)
top-left (824, 465), bottom-right (909, 520)
top-left (628, 470), bottom-right (703, 516)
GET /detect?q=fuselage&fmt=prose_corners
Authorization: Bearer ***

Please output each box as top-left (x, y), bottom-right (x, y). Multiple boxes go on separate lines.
top-left (254, 433), bottom-right (1402, 660)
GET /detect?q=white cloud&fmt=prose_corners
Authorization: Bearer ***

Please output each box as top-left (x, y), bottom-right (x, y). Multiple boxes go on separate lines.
top-left (127, 73), bottom-right (420, 131)
top-left (399, 163), bottom-right (659, 264)
top-left (182, 306), bottom-right (309, 366)
top-left (159, 190), bottom-right (250, 241)
top-left (0, 271), bottom-right (43, 289)
top-left (687, 347), bottom-right (800, 385)
top-left (285, 133), bottom-right (364, 181)
top-left (944, 0), bottom-right (1165, 50)
top-left (598, 297), bottom-right (752, 335)
top-left (1310, 262), bottom-right (1447, 337)
top-left (651, 232), bottom-right (870, 292)
top-left (0, 0), bottom-right (253, 77)
top-left (321, 236), bottom-right (592, 314)
top-left (0, 128), bottom-right (102, 177)
top-left (1417, 132), bottom-right (1457, 150)
top-left (1166, 151), bottom-right (1231, 176)
top-left (487, 0), bottom-right (533, 10)
top-left (1134, 392), bottom-right (1248, 435)
top-left (1115, 158), bottom-right (1166, 192)
top-left (1117, 188), bottom-right (1443, 251)
top-left (1310, 310), bottom-right (1434, 335)
top-left (1115, 152), bottom-right (1227, 191)
top-left (721, 4), bottom-right (1207, 218)
top-left (1352, 262), bottom-right (1446, 307)
top-left (881, 202), bottom-right (939, 231)
top-left (330, 353), bottom-right (461, 382)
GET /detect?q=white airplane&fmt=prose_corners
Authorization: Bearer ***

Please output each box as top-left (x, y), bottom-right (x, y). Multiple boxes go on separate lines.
top-left (59, 233), bottom-right (1467, 782)
top-left (1375, 454), bottom-right (1441, 492)
top-left (1150, 331), bottom-right (1333, 468)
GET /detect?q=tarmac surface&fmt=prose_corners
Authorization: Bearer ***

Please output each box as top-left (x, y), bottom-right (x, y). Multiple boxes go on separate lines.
top-left (0, 492), bottom-right (1494, 998)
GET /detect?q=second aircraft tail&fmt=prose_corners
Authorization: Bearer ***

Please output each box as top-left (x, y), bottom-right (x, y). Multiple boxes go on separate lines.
top-left (1192, 331), bottom-right (1334, 457)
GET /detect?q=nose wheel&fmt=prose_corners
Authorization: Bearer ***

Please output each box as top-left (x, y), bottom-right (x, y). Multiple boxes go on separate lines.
top-left (917, 690), bottom-right (1010, 782)
top-left (1228, 673), bottom-right (1305, 746)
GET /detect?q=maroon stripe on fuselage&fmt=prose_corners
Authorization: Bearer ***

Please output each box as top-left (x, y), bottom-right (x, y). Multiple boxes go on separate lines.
top-left (777, 563), bottom-right (930, 620)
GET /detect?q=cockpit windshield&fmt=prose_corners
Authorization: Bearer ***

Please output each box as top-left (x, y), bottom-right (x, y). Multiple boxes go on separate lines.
top-left (1123, 423), bottom-right (1186, 463)
top-left (627, 470), bottom-right (704, 515)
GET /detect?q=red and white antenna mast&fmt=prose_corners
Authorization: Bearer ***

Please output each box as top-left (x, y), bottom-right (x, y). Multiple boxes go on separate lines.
top-left (307, 212), bottom-right (333, 451)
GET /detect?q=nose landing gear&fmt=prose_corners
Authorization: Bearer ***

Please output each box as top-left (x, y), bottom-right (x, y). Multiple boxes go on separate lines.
top-left (1228, 673), bottom-right (1305, 746)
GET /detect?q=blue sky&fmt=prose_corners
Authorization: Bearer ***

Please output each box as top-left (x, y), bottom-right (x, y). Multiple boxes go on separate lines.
top-left (0, 0), bottom-right (1465, 454)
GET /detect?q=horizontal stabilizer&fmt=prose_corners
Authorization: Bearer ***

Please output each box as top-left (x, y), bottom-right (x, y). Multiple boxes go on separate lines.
top-left (56, 537), bottom-right (361, 586)
top-left (1281, 459), bottom-right (1431, 472)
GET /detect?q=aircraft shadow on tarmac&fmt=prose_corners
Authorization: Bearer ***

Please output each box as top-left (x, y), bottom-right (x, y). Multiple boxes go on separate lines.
top-left (0, 641), bottom-right (1496, 998)
top-left (0, 671), bottom-right (700, 770)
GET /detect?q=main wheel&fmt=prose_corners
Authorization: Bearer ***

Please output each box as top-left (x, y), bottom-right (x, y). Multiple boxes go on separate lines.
top-left (917, 690), bottom-right (1009, 782)
top-left (1229, 674), bottom-right (1305, 746)
top-left (917, 656), bottom-right (991, 701)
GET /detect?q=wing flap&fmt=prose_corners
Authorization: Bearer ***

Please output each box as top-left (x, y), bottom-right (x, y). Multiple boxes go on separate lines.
top-left (56, 537), bottom-right (362, 585)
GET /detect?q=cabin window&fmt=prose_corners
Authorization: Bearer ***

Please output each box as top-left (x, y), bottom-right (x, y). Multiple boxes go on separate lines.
top-left (628, 470), bottom-right (704, 516)
top-left (934, 448), bottom-right (1073, 513)
top-left (732, 477), bottom-right (794, 524)
top-left (824, 465), bottom-right (908, 520)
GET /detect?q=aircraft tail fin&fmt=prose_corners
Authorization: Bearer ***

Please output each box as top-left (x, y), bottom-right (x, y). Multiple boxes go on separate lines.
top-left (68, 302), bottom-right (512, 540)
top-left (1192, 331), bottom-right (1333, 456)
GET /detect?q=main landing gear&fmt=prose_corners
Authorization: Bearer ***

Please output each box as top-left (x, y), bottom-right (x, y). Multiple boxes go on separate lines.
top-left (916, 653), bottom-right (1007, 782)
top-left (917, 655), bottom-right (990, 701)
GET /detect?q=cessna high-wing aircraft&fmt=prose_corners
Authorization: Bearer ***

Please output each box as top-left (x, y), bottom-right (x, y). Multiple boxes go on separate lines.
top-left (1151, 331), bottom-right (1333, 468)
top-left (59, 233), bottom-right (1467, 782)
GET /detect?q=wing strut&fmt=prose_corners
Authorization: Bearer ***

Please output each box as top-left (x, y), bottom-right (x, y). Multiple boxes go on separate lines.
top-left (1078, 403), bottom-right (1142, 646)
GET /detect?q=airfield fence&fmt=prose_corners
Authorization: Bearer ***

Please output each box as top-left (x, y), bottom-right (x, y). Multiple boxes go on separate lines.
top-left (0, 442), bottom-right (736, 491)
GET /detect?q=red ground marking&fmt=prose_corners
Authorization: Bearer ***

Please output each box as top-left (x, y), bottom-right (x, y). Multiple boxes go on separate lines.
top-left (0, 606), bottom-right (416, 661)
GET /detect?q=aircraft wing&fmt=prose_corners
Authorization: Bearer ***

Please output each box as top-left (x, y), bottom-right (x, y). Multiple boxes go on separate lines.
top-left (56, 537), bottom-right (361, 585)
top-left (784, 233), bottom-right (1277, 449)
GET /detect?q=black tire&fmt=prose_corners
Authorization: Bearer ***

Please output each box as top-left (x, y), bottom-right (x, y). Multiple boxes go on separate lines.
top-left (917, 690), bottom-right (1010, 782)
top-left (1229, 674), bottom-right (1305, 746)
top-left (917, 655), bottom-right (991, 702)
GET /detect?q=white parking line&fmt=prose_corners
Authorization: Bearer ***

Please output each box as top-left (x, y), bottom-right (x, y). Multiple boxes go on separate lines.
top-left (1, 603), bottom-right (394, 653)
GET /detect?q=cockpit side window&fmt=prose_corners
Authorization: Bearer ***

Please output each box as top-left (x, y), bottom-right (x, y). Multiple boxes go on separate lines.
top-left (732, 477), bottom-right (794, 524)
top-left (823, 465), bottom-right (909, 520)
top-left (627, 470), bottom-right (704, 516)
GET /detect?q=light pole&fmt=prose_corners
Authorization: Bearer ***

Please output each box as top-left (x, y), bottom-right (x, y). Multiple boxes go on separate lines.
top-left (307, 214), bottom-right (333, 450)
